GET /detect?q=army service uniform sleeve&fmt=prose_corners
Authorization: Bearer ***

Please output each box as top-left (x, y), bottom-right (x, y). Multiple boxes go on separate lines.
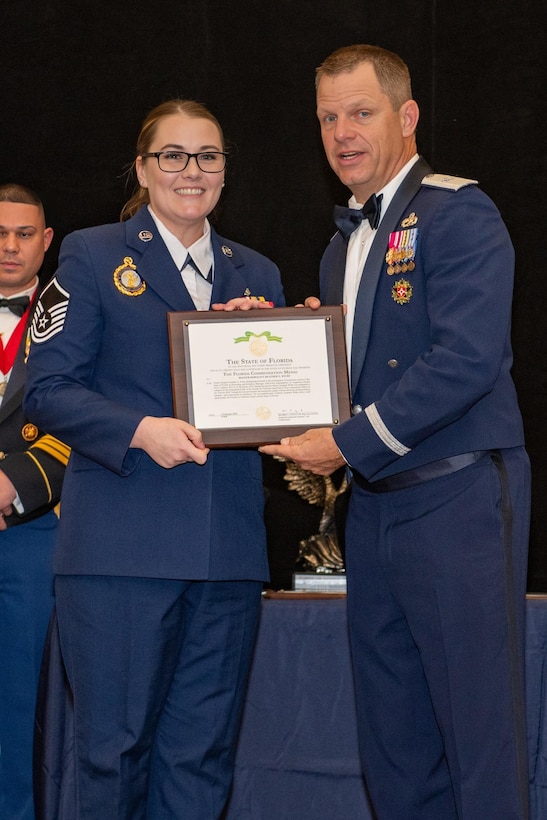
top-left (1, 432), bottom-right (70, 516)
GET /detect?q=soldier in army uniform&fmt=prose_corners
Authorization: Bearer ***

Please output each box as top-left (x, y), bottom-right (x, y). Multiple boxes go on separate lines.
top-left (0, 183), bottom-right (69, 820)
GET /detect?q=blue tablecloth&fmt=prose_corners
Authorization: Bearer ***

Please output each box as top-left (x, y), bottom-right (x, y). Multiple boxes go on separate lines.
top-left (35, 594), bottom-right (547, 819)
top-left (226, 594), bottom-right (547, 819)
top-left (226, 596), bottom-right (371, 819)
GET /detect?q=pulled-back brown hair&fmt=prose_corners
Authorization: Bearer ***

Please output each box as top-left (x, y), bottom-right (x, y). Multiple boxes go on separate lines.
top-left (315, 45), bottom-right (412, 111)
top-left (120, 100), bottom-right (225, 221)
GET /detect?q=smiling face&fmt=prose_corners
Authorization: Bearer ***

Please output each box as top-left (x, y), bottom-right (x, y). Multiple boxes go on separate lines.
top-left (136, 113), bottom-right (225, 246)
top-left (0, 201), bottom-right (53, 296)
top-left (316, 61), bottom-right (419, 203)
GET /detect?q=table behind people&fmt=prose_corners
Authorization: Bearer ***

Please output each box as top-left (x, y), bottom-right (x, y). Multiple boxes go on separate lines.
top-left (32, 594), bottom-right (547, 820)
top-left (0, 183), bottom-right (69, 820)
top-left (260, 45), bottom-right (531, 820)
top-left (24, 99), bottom-right (285, 820)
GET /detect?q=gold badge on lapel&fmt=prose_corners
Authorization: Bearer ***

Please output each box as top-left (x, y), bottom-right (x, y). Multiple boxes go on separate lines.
top-left (392, 279), bottom-right (413, 305)
top-left (401, 212), bottom-right (418, 228)
top-left (138, 230), bottom-right (153, 242)
top-left (221, 245), bottom-right (233, 257)
top-left (113, 257), bottom-right (146, 297)
top-left (22, 423), bottom-right (39, 441)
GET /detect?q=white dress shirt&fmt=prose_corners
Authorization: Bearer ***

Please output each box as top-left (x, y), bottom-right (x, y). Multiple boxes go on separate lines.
top-left (148, 207), bottom-right (214, 311)
top-left (343, 155), bottom-right (419, 373)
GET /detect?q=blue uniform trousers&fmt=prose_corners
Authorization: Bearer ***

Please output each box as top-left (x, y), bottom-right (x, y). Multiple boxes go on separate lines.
top-left (53, 575), bottom-right (262, 820)
top-left (0, 512), bottom-right (57, 820)
top-left (345, 448), bottom-right (530, 820)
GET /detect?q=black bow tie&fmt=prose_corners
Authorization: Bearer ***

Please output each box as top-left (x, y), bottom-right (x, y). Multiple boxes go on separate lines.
top-left (333, 193), bottom-right (383, 239)
top-left (0, 295), bottom-right (30, 317)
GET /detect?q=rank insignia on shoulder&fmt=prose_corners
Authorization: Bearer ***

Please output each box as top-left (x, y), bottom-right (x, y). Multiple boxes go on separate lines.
top-left (221, 245), bottom-right (233, 257)
top-left (392, 278), bottom-right (413, 305)
top-left (30, 276), bottom-right (70, 344)
top-left (113, 257), bottom-right (146, 297)
top-left (422, 173), bottom-right (478, 191)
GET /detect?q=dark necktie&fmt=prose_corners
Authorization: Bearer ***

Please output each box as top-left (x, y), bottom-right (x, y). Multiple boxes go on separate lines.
top-left (333, 193), bottom-right (383, 239)
top-left (183, 253), bottom-right (213, 284)
top-left (0, 295), bottom-right (30, 317)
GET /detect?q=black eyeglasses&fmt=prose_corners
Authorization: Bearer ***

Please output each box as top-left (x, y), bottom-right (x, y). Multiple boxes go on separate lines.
top-left (140, 150), bottom-right (228, 173)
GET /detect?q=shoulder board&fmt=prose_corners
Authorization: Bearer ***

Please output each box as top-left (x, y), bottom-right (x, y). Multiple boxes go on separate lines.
top-left (421, 173), bottom-right (478, 191)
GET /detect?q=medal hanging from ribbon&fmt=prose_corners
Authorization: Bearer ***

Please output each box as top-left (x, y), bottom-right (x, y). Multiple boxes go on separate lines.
top-left (385, 228), bottom-right (418, 275)
top-left (0, 304), bottom-right (32, 395)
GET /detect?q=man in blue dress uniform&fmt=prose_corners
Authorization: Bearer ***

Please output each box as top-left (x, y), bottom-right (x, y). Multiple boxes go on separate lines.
top-left (261, 45), bottom-right (530, 819)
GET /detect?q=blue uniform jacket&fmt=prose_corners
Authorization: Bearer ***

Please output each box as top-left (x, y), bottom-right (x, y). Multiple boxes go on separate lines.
top-left (23, 207), bottom-right (285, 580)
top-left (323, 157), bottom-right (525, 482)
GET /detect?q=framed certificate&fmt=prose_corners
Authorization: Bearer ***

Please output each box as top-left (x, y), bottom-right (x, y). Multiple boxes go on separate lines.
top-left (167, 306), bottom-right (350, 447)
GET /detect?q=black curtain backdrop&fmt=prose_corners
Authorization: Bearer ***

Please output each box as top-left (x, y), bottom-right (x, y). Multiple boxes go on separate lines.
top-left (3, 1), bottom-right (545, 587)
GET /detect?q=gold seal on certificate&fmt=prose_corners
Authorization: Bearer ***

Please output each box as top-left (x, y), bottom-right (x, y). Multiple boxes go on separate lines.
top-left (167, 306), bottom-right (350, 447)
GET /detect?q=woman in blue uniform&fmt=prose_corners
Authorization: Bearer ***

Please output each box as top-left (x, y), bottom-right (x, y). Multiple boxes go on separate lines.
top-left (24, 99), bottom-right (284, 819)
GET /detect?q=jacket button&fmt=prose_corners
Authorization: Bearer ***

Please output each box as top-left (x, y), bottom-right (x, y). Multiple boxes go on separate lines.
top-left (387, 359), bottom-right (399, 368)
top-left (351, 404), bottom-right (363, 415)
